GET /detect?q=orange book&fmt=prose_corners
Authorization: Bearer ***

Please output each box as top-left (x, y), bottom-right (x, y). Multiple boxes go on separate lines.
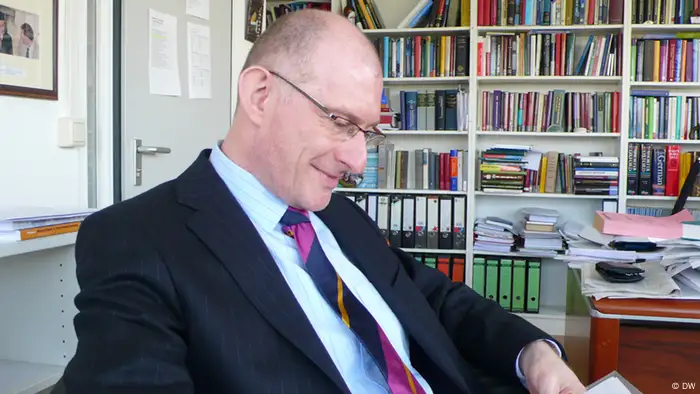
top-left (9, 221), bottom-right (81, 241)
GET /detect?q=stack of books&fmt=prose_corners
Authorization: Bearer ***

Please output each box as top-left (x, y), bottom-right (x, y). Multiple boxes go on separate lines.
top-left (478, 145), bottom-right (533, 194)
top-left (515, 208), bottom-right (562, 257)
top-left (473, 216), bottom-right (515, 254)
top-left (574, 156), bottom-right (619, 196)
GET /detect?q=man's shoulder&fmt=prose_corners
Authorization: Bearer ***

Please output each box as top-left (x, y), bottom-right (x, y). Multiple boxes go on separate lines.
top-left (83, 180), bottom-right (183, 231)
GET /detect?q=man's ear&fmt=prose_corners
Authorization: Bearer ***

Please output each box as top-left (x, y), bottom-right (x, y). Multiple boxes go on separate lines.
top-left (237, 66), bottom-right (272, 127)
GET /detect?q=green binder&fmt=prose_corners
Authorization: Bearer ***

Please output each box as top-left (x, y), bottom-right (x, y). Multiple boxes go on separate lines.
top-left (498, 259), bottom-right (513, 311)
top-left (526, 260), bottom-right (541, 313)
top-left (423, 256), bottom-right (436, 269)
top-left (511, 259), bottom-right (527, 313)
top-left (472, 257), bottom-right (486, 296)
top-left (485, 258), bottom-right (499, 303)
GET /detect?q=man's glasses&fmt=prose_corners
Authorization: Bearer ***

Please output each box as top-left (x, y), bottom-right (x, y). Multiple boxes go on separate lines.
top-left (268, 70), bottom-right (386, 147)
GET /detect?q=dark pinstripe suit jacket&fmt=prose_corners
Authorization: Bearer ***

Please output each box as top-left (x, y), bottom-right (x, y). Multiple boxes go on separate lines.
top-left (59, 150), bottom-right (559, 394)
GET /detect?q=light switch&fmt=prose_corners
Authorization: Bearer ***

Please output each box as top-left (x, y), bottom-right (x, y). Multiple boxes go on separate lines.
top-left (57, 117), bottom-right (86, 148)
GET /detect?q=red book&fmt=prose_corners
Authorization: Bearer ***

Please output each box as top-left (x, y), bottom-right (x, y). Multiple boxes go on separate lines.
top-left (666, 145), bottom-right (681, 196)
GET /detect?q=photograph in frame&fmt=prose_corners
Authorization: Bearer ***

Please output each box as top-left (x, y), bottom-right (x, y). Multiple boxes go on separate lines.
top-left (0, 0), bottom-right (58, 100)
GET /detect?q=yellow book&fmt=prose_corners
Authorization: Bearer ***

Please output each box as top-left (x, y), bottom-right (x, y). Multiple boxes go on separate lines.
top-left (461, 0), bottom-right (470, 27)
top-left (653, 40), bottom-right (660, 82)
top-left (539, 156), bottom-right (548, 193)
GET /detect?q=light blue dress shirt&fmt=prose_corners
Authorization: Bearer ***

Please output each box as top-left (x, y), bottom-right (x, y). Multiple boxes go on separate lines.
top-left (209, 144), bottom-right (557, 392)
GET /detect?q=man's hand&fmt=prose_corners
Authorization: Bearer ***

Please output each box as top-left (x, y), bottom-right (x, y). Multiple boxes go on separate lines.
top-left (519, 340), bottom-right (586, 394)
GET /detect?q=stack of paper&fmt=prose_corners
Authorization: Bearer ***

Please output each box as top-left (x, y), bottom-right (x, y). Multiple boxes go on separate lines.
top-left (473, 216), bottom-right (515, 254)
top-left (580, 261), bottom-right (682, 300)
top-left (0, 207), bottom-right (96, 243)
top-left (515, 207), bottom-right (562, 257)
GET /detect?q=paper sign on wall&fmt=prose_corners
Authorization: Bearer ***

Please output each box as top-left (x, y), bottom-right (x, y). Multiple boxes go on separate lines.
top-left (186, 0), bottom-right (210, 20)
top-left (186, 22), bottom-right (212, 99)
top-left (148, 8), bottom-right (181, 96)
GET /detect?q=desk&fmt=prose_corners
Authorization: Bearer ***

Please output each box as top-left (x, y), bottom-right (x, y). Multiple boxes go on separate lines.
top-left (564, 269), bottom-right (700, 393)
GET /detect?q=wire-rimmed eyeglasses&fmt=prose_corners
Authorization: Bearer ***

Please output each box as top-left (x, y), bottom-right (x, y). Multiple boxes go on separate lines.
top-left (268, 69), bottom-right (386, 147)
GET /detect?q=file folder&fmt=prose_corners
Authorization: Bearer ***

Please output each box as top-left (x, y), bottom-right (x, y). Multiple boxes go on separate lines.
top-left (438, 196), bottom-right (453, 249)
top-left (389, 195), bottom-right (402, 246)
top-left (437, 255), bottom-right (450, 277)
top-left (402, 195), bottom-right (415, 248)
top-left (451, 256), bottom-right (465, 283)
top-left (498, 259), bottom-right (513, 310)
top-left (485, 258), bottom-right (499, 302)
top-left (511, 259), bottom-right (527, 313)
top-left (472, 257), bottom-right (485, 296)
top-left (423, 256), bottom-right (436, 269)
top-left (426, 196), bottom-right (439, 249)
top-left (453, 196), bottom-right (466, 249)
top-left (414, 196), bottom-right (427, 248)
top-left (526, 260), bottom-right (541, 313)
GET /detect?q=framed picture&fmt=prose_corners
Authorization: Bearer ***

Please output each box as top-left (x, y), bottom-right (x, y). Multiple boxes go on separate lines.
top-left (0, 0), bottom-right (58, 100)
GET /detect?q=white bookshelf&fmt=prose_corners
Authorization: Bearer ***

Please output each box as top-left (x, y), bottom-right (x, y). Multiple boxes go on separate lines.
top-left (0, 240), bottom-right (78, 394)
top-left (263, 1), bottom-right (700, 336)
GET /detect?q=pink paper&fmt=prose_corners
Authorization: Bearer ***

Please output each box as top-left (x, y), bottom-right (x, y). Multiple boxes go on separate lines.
top-left (593, 209), bottom-right (695, 238)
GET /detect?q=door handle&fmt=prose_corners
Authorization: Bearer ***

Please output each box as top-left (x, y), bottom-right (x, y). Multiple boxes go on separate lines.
top-left (137, 145), bottom-right (171, 154)
top-left (133, 138), bottom-right (172, 186)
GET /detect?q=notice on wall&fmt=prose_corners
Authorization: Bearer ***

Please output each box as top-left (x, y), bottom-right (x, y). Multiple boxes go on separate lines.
top-left (149, 8), bottom-right (181, 96)
top-left (186, 22), bottom-right (212, 99)
top-left (186, 0), bottom-right (210, 20)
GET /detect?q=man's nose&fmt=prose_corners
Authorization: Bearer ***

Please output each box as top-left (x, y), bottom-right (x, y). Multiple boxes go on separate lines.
top-left (336, 133), bottom-right (368, 174)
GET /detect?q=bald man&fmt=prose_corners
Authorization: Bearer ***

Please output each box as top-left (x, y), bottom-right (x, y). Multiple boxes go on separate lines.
top-left (60, 9), bottom-right (585, 394)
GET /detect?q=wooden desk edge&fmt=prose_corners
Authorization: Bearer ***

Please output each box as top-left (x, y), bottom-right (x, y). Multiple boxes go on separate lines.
top-left (571, 269), bottom-right (700, 321)
top-left (592, 298), bottom-right (700, 320)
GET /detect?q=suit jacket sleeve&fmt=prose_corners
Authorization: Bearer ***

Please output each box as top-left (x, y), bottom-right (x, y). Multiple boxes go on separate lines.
top-left (61, 209), bottom-right (194, 394)
top-left (342, 198), bottom-right (563, 385)
top-left (391, 245), bottom-right (562, 383)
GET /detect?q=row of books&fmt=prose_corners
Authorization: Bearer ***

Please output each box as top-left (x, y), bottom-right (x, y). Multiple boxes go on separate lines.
top-left (626, 144), bottom-right (700, 197)
top-left (631, 0), bottom-right (700, 25)
top-left (347, 0), bottom-right (385, 29)
top-left (411, 253), bottom-right (466, 283)
top-left (350, 145), bottom-right (470, 191)
top-left (476, 0), bottom-right (622, 26)
top-left (473, 255), bottom-right (543, 313)
top-left (478, 147), bottom-right (620, 196)
top-left (476, 33), bottom-right (621, 77)
top-left (339, 192), bottom-right (467, 251)
top-left (632, 38), bottom-right (700, 83)
top-left (371, 34), bottom-right (469, 79)
top-left (391, 0), bottom-right (470, 29)
top-left (627, 206), bottom-right (700, 219)
top-left (478, 90), bottom-right (621, 134)
top-left (386, 89), bottom-right (469, 131)
top-left (629, 91), bottom-right (700, 140)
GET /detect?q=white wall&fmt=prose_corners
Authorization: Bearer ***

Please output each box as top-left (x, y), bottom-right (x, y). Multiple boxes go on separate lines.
top-left (230, 0), bottom-right (253, 112)
top-left (0, 0), bottom-right (88, 208)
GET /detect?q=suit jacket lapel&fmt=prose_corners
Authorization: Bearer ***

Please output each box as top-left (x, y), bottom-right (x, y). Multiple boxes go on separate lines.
top-left (176, 151), bottom-right (349, 393)
top-left (317, 197), bottom-right (472, 393)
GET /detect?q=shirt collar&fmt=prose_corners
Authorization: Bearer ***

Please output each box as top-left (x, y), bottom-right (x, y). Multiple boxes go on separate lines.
top-left (209, 143), bottom-right (288, 231)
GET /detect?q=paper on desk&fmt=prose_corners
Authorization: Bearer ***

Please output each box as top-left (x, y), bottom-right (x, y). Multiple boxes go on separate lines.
top-left (586, 371), bottom-right (641, 394)
top-left (581, 261), bottom-right (681, 299)
top-left (586, 377), bottom-right (632, 394)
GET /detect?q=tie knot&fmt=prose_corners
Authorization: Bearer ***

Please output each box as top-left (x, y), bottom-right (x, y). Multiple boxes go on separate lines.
top-left (280, 207), bottom-right (310, 227)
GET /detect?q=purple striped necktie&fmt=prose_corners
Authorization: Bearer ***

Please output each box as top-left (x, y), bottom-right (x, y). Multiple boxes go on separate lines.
top-left (280, 207), bottom-right (426, 394)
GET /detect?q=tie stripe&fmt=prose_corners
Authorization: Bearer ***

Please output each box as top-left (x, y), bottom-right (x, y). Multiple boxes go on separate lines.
top-left (280, 207), bottom-right (425, 394)
top-left (336, 275), bottom-right (350, 327)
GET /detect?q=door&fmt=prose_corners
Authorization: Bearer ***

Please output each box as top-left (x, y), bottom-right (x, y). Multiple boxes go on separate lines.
top-left (117, 0), bottom-right (233, 201)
